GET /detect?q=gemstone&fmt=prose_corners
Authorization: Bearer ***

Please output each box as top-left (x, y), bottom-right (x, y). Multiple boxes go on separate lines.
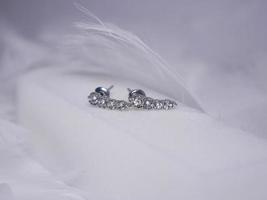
top-left (163, 100), bottom-right (171, 110)
top-left (97, 97), bottom-right (107, 108)
top-left (154, 100), bottom-right (163, 109)
top-left (143, 97), bottom-right (153, 109)
top-left (162, 100), bottom-right (177, 110)
top-left (88, 92), bottom-right (100, 105)
top-left (117, 101), bottom-right (128, 110)
top-left (107, 99), bottom-right (117, 110)
top-left (129, 94), bottom-right (144, 108)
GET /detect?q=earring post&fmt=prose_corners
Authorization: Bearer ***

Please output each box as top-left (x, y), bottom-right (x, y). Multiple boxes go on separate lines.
top-left (108, 85), bottom-right (114, 91)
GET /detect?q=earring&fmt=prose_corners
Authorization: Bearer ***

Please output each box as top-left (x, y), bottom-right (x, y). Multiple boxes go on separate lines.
top-left (88, 86), bottom-right (130, 110)
top-left (127, 88), bottom-right (177, 110)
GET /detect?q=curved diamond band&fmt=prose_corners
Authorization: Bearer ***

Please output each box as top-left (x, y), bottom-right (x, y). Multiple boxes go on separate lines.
top-left (128, 93), bottom-right (177, 110)
top-left (88, 92), bottom-right (131, 111)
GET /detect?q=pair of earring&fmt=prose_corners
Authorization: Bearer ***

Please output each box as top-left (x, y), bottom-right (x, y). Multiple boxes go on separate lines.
top-left (88, 86), bottom-right (177, 111)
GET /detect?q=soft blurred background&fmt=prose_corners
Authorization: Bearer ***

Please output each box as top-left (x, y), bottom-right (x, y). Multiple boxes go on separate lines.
top-left (1, 0), bottom-right (267, 137)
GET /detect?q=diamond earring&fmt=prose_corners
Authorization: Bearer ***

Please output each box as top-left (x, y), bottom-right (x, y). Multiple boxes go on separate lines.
top-left (127, 88), bottom-right (177, 110)
top-left (88, 86), bottom-right (130, 110)
top-left (88, 85), bottom-right (113, 107)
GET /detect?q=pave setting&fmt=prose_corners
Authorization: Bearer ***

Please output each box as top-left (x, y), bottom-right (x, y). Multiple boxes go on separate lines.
top-left (88, 89), bottom-right (177, 111)
top-left (129, 94), bottom-right (144, 108)
top-left (88, 92), bottom-right (131, 111)
top-left (128, 93), bottom-right (177, 110)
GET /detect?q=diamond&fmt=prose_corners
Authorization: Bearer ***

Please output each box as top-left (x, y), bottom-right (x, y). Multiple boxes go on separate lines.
top-left (154, 100), bottom-right (163, 110)
top-left (168, 101), bottom-right (176, 109)
top-left (163, 100), bottom-right (171, 110)
top-left (88, 92), bottom-right (100, 105)
top-left (117, 101), bottom-right (129, 111)
top-left (162, 100), bottom-right (177, 110)
top-left (129, 94), bottom-right (144, 108)
top-left (143, 97), bottom-right (153, 109)
top-left (107, 99), bottom-right (117, 110)
top-left (97, 97), bottom-right (107, 108)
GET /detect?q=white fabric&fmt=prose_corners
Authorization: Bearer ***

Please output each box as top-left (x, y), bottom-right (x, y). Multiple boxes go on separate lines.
top-left (16, 67), bottom-right (267, 200)
top-left (0, 11), bottom-right (267, 199)
top-left (0, 120), bottom-right (87, 200)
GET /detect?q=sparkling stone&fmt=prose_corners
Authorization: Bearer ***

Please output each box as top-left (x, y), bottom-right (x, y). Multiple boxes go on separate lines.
top-left (117, 101), bottom-right (128, 110)
top-left (129, 94), bottom-right (144, 108)
top-left (88, 92), bottom-right (100, 105)
top-left (162, 100), bottom-right (177, 110)
top-left (97, 97), bottom-right (107, 108)
top-left (143, 97), bottom-right (153, 109)
top-left (168, 103), bottom-right (174, 109)
top-left (163, 100), bottom-right (171, 110)
top-left (154, 100), bottom-right (163, 110)
top-left (107, 99), bottom-right (117, 110)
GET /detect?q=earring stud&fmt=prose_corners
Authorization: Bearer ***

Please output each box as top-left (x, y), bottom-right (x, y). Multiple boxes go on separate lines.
top-left (95, 85), bottom-right (114, 97)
